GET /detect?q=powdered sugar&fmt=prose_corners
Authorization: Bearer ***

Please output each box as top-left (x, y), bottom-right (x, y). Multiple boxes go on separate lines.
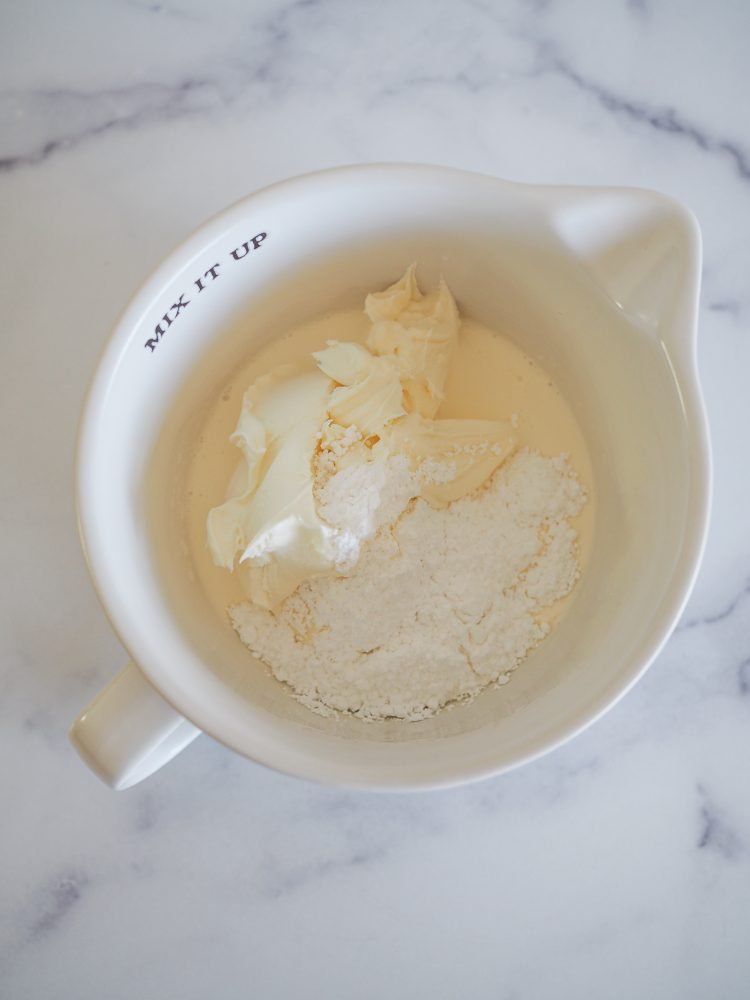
top-left (317, 455), bottom-right (417, 540)
top-left (418, 457), bottom-right (457, 485)
top-left (313, 455), bottom-right (418, 572)
top-left (230, 449), bottom-right (586, 721)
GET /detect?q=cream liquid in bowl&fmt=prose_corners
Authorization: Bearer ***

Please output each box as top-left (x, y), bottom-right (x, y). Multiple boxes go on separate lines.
top-left (183, 303), bottom-right (595, 718)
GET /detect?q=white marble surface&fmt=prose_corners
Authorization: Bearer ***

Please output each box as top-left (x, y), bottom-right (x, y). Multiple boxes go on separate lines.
top-left (1, 1), bottom-right (749, 996)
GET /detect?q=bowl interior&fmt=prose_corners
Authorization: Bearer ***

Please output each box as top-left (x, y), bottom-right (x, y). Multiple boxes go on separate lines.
top-left (84, 170), bottom-right (700, 785)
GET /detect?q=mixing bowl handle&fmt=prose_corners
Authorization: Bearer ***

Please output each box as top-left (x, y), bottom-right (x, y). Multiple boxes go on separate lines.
top-left (69, 661), bottom-right (201, 790)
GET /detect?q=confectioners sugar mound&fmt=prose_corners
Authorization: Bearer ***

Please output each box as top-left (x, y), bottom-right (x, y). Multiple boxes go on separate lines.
top-left (230, 450), bottom-right (586, 721)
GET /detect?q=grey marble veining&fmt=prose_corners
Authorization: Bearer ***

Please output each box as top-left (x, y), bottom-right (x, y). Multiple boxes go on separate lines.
top-left (1, 1), bottom-right (749, 998)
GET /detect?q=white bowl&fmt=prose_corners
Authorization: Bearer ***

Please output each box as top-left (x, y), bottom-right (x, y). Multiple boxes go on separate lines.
top-left (71, 165), bottom-right (710, 790)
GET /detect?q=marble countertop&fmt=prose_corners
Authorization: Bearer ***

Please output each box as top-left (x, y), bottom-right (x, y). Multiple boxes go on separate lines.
top-left (2, 1), bottom-right (749, 997)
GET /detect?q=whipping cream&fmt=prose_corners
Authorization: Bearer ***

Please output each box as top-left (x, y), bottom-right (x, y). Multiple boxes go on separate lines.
top-left (186, 278), bottom-right (595, 631)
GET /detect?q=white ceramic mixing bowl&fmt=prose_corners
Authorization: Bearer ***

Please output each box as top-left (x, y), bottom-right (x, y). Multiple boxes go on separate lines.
top-left (70, 164), bottom-right (710, 790)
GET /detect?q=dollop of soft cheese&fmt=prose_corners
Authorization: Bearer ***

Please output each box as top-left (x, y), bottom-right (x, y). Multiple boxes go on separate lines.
top-left (314, 341), bottom-right (406, 435)
top-left (383, 414), bottom-right (516, 506)
top-left (365, 263), bottom-right (459, 419)
top-left (206, 366), bottom-right (347, 610)
top-left (207, 267), bottom-right (517, 610)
